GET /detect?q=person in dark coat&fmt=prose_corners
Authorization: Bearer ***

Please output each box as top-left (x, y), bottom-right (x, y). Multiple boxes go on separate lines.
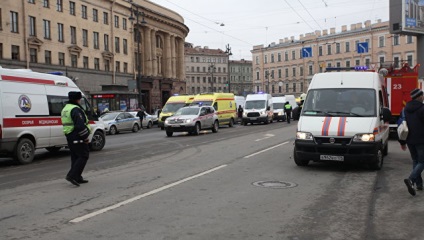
top-left (400, 88), bottom-right (424, 196)
top-left (61, 91), bottom-right (91, 187)
top-left (237, 105), bottom-right (243, 122)
top-left (136, 109), bottom-right (146, 128)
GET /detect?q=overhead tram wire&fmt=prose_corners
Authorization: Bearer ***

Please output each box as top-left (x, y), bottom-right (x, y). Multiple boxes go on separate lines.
top-left (297, 0), bottom-right (323, 30)
top-left (283, 0), bottom-right (316, 32)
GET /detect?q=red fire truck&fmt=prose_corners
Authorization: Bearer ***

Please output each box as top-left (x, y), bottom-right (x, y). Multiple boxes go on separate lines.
top-left (380, 62), bottom-right (420, 135)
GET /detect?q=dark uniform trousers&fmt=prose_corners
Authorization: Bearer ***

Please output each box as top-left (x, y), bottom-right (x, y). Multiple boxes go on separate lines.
top-left (285, 111), bottom-right (292, 123)
top-left (67, 140), bottom-right (89, 180)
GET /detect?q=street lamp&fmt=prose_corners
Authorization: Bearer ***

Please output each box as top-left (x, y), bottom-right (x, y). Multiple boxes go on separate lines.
top-left (265, 70), bottom-right (270, 93)
top-left (225, 44), bottom-right (232, 93)
top-left (208, 63), bottom-right (216, 92)
top-left (128, 1), bottom-right (147, 109)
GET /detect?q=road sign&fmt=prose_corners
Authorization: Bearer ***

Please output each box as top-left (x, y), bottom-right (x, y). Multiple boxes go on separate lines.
top-left (302, 47), bottom-right (312, 58)
top-left (357, 42), bottom-right (369, 53)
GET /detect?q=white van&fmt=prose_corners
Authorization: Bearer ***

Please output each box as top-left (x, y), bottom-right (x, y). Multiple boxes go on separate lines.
top-left (242, 93), bottom-right (273, 125)
top-left (234, 96), bottom-right (245, 109)
top-left (284, 95), bottom-right (297, 109)
top-left (293, 71), bottom-right (391, 170)
top-left (0, 67), bottom-right (106, 164)
top-left (272, 96), bottom-right (286, 121)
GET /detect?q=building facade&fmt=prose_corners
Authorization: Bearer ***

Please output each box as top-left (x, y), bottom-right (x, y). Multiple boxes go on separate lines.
top-left (229, 59), bottom-right (253, 96)
top-left (251, 20), bottom-right (417, 97)
top-left (0, 0), bottom-right (188, 113)
top-left (185, 44), bottom-right (230, 94)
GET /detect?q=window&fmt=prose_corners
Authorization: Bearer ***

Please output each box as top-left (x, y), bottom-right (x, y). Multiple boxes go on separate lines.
top-left (308, 65), bottom-right (313, 75)
top-left (271, 70), bottom-right (274, 78)
top-left (115, 37), bottom-right (120, 53)
top-left (346, 60), bottom-right (350, 68)
top-left (272, 85), bottom-right (275, 93)
top-left (318, 46), bottom-right (322, 56)
top-left (123, 18), bottom-right (127, 30)
top-left (293, 83), bottom-right (296, 92)
top-left (29, 48), bottom-right (37, 63)
top-left (105, 59), bottom-right (110, 71)
top-left (300, 66), bottom-right (303, 76)
top-left (115, 61), bottom-right (120, 72)
top-left (104, 34), bottom-right (109, 51)
top-left (278, 53), bottom-right (281, 62)
top-left (407, 54), bottom-right (413, 66)
top-left (327, 44), bottom-right (332, 55)
top-left (256, 71), bottom-right (259, 80)
top-left (407, 35), bottom-right (413, 44)
top-left (394, 56), bottom-right (400, 68)
top-left (10, 11), bottom-right (19, 33)
top-left (43, 0), bottom-right (49, 7)
top-left (123, 39), bottom-right (127, 54)
top-left (393, 35), bottom-right (400, 45)
top-left (336, 62), bottom-right (341, 67)
top-left (103, 12), bottom-right (108, 24)
top-left (355, 59), bottom-right (360, 66)
top-left (378, 36), bottom-right (385, 47)
top-left (54, 23), bottom-right (63, 42)
top-left (45, 50), bottom-right (51, 64)
top-left (29, 16), bottom-right (36, 36)
top-left (114, 16), bottom-right (119, 28)
top-left (93, 9), bottom-right (98, 22)
top-left (285, 68), bottom-right (288, 77)
top-left (278, 69), bottom-right (282, 78)
top-left (43, 20), bottom-right (51, 39)
top-left (285, 84), bottom-right (289, 92)
top-left (94, 58), bottom-right (99, 70)
top-left (71, 54), bottom-right (77, 67)
top-left (345, 42), bottom-right (350, 52)
top-left (379, 56), bottom-right (385, 64)
top-left (83, 56), bottom-right (88, 69)
top-left (70, 26), bottom-right (76, 44)
top-left (292, 50), bottom-right (295, 60)
top-left (12, 45), bottom-right (19, 60)
top-left (69, 1), bottom-right (75, 15)
top-left (285, 51), bottom-right (288, 61)
top-left (279, 86), bottom-right (282, 93)
top-left (255, 56), bottom-right (259, 64)
top-left (93, 32), bottom-right (99, 49)
top-left (57, 0), bottom-right (63, 12)
top-left (365, 58), bottom-right (370, 67)
top-left (271, 54), bottom-right (274, 63)
top-left (292, 67), bottom-right (296, 77)
top-left (58, 52), bottom-right (65, 65)
top-left (47, 96), bottom-right (68, 116)
top-left (336, 43), bottom-right (340, 54)
top-left (82, 5), bottom-right (87, 19)
top-left (264, 55), bottom-right (267, 63)
top-left (123, 62), bottom-right (128, 73)
top-left (0, 43), bottom-right (3, 59)
top-left (0, 8), bottom-right (2, 30)
top-left (299, 49), bottom-right (303, 59)
top-left (82, 29), bottom-right (88, 47)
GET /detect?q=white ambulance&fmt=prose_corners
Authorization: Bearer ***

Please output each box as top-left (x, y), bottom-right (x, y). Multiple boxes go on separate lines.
top-left (242, 93), bottom-right (273, 125)
top-left (294, 69), bottom-right (391, 170)
top-left (0, 67), bottom-right (106, 164)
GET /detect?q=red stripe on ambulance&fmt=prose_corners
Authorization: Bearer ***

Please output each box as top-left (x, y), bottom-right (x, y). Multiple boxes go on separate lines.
top-left (3, 117), bottom-right (62, 127)
top-left (1, 75), bottom-right (56, 85)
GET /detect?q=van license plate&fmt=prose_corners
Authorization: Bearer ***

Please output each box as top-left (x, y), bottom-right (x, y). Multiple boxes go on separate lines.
top-left (250, 117), bottom-right (257, 120)
top-left (320, 155), bottom-right (344, 161)
top-left (172, 125), bottom-right (180, 127)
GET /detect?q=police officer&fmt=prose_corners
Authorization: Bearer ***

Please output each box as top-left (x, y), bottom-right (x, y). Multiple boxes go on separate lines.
top-left (284, 101), bottom-right (293, 124)
top-left (61, 91), bottom-right (91, 187)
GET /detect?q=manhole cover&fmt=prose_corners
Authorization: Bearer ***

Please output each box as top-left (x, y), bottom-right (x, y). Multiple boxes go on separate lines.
top-left (252, 181), bottom-right (297, 189)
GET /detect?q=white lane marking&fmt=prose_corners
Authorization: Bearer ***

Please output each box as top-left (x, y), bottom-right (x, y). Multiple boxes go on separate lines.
top-left (243, 141), bottom-right (289, 159)
top-left (69, 164), bottom-right (228, 223)
top-left (255, 133), bottom-right (275, 142)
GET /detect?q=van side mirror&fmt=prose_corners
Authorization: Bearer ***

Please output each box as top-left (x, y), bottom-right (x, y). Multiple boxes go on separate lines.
top-left (381, 107), bottom-right (391, 122)
top-left (266, 106), bottom-right (270, 111)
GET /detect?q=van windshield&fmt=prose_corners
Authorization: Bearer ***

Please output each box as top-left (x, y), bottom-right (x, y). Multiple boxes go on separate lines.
top-left (245, 100), bottom-right (266, 109)
top-left (302, 88), bottom-right (376, 117)
top-left (162, 103), bottom-right (186, 113)
top-left (273, 103), bottom-right (285, 109)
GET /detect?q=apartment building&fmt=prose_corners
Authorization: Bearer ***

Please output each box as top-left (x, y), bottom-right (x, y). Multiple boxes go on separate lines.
top-left (0, 0), bottom-right (188, 113)
top-left (229, 59), bottom-right (253, 96)
top-left (251, 19), bottom-right (417, 97)
top-left (185, 44), bottom-right (230, 94)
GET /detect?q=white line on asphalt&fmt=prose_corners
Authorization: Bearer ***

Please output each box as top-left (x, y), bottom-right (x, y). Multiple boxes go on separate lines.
top-left (69, 164), bottom-right (228, 223)
top-left (243, 141), bottom-right (289, 159)
top-left (255, 133), bottom-right (275, 142)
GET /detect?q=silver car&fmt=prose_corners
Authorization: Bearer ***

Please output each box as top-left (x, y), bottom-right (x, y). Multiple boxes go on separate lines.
top-left (164, 106), bottom-right (219, 137)
top-left (100, 112), bottom-right (140, 135)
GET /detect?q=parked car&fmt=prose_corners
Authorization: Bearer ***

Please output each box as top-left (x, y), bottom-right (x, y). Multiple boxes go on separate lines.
top-left (100, 112), bottom-right (140, 134)
top-left (129, 111), bottom-right (154, 128)
top-left (164, 106), bottom-right (219, 137)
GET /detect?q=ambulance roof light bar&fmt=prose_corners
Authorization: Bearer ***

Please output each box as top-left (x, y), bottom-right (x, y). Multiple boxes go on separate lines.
top-left (48, 71), bottom-right (64, 76)
top-left (325, 66), bottom-right (368, 72)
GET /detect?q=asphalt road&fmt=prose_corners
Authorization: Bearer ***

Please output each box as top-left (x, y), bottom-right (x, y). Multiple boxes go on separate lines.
top-left (0, 122), bottom-right (422, 240)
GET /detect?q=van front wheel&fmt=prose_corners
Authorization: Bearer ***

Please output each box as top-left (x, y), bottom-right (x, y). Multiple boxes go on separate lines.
top-left (293, 147), bottom-right (309, 166)
top-left (14, 138), bottom-right (35, 164)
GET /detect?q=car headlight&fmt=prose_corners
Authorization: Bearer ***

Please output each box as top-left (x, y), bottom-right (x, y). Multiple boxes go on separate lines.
top-left (260, 111), bottom-right (265, 115)
top-left (353, 133), bottom-right (375, 142)
top-left (278, 111), bottom-right (283, 115)
top-left (296, 131), bottom-right (313, 140)
top-left (184, 119), bottom-right (192, 123)
top-left (243, 112), bottom-right (247, 117)
top-left (165, 119), bottom-right (170, 124)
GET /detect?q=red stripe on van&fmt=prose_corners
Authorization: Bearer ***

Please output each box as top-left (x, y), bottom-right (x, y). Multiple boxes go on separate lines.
top-left (216, 98), bottom-right (235, 101)
top-left (3, 117), bottom-right (62, 127)
top-left (1, 75), bottom-right (55, 85)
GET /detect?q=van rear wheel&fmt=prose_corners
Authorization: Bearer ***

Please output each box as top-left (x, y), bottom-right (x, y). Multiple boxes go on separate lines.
top-left (229, 118), bottom-right (234, 127)
top-left (14, 138), bottom-right (35, 164)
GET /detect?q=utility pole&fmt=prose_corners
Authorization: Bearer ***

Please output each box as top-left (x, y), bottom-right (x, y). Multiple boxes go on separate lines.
top-left (208, 63), bottom-right (216, 92)
top-left (225, 44), bottom-right (232, 93)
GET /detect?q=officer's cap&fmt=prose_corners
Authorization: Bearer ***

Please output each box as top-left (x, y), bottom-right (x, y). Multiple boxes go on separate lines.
top-left (68, 91), bottom-right (82, 100)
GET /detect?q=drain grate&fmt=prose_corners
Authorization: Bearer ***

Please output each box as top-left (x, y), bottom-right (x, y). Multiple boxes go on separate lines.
top-left (252, 181), bottom-right (297, 189)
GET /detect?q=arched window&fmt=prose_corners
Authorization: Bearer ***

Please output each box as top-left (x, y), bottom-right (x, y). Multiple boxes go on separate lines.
top-left (156, 35), bottom-right (163, 49)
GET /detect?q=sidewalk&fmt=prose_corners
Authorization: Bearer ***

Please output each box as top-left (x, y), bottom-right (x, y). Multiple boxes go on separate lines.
top-left (369, 140), bottom-right (424, 240)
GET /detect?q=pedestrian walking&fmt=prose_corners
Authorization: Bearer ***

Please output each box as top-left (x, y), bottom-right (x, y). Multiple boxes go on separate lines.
top-left (400, 88), bottom-right (424, 196)
top-left (61, 91), bottom-right (91, 187)
top-left (136, 108), bottom-right (146, 128)
top-left (284, 101), bottom-right (292, 124)
top-left (237, 105), bottom-right (243, 123)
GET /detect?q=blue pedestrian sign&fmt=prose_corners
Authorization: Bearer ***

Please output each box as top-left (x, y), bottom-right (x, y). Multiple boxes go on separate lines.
top-left (357, 42), bottom-right (369, 53)
top-left (302, 47), bottom-right (312, 58)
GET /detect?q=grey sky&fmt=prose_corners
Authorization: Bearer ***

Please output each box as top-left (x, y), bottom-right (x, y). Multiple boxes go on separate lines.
top-left (152, 0), bottom-right (389, 60)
